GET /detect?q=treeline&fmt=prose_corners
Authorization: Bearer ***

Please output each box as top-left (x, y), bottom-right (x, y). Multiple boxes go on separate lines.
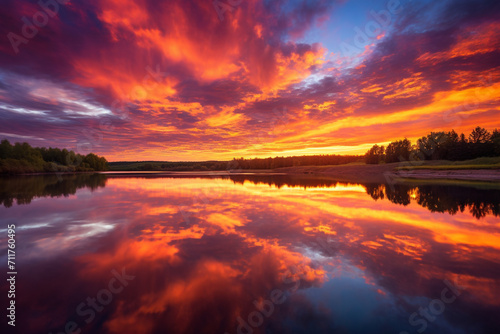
top-left (110, 154), bottom-right (362, 171)
top-left (110, 161), bottom-right (229, 171)
top-left (365, 127), bottom-right (500, 164)
top-left (0, 139), bottom-right (108, 174)
top-left (230, 154), bottom-right (361, 169)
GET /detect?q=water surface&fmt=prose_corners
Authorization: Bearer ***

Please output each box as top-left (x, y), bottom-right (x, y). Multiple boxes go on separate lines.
top-left (1, 174), bottom-right (499, 334)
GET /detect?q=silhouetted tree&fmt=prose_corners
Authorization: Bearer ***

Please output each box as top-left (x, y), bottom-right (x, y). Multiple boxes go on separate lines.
top-left (469, 126), bottom-right (491, 144)
top-left (416, 132), bottom-right (448, 160)
top-left (367, 127), bottom-right (500, 162)
top-left (0, 139), bottom-right (13, 159)
top-left (365, 144), bottom-right (385, 164)
top-left (385, 138), bottom-right (411, 163)
top-left (492, 129), bottom-right (500, 155)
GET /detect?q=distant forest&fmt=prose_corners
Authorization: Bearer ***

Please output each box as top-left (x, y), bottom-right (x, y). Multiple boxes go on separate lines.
top-left (0, 139), bottom-right (108, 174)
top-left (229, 154), bottom-right (360, 169)
top-left (110, 154), bottom-right (361, 171)
top-left (365, 127), bottom-right (500, 164)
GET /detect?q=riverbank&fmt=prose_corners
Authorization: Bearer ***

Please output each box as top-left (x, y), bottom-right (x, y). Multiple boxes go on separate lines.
top-left (274, 162), bottom-right (500, 183)
top-left (5, 160), bottom-right (500, 183)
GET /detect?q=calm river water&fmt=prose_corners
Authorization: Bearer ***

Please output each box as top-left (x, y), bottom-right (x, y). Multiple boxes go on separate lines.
top-left (1, 174), bottom-right (499, 334)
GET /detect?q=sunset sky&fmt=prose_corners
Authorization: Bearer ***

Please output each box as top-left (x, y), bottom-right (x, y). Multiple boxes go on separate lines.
top-left (1, 0), bottom-right (499, 161)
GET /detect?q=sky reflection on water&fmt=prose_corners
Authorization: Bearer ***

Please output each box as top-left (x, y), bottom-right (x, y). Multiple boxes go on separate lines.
top-left (0, 174), bottom-right (499, 334)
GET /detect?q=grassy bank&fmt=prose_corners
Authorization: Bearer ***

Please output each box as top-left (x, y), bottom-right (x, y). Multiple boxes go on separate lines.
top-left (274, 158), bottom-right (500, 183)
top-left (395, 157), bottom-right (500, 170)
